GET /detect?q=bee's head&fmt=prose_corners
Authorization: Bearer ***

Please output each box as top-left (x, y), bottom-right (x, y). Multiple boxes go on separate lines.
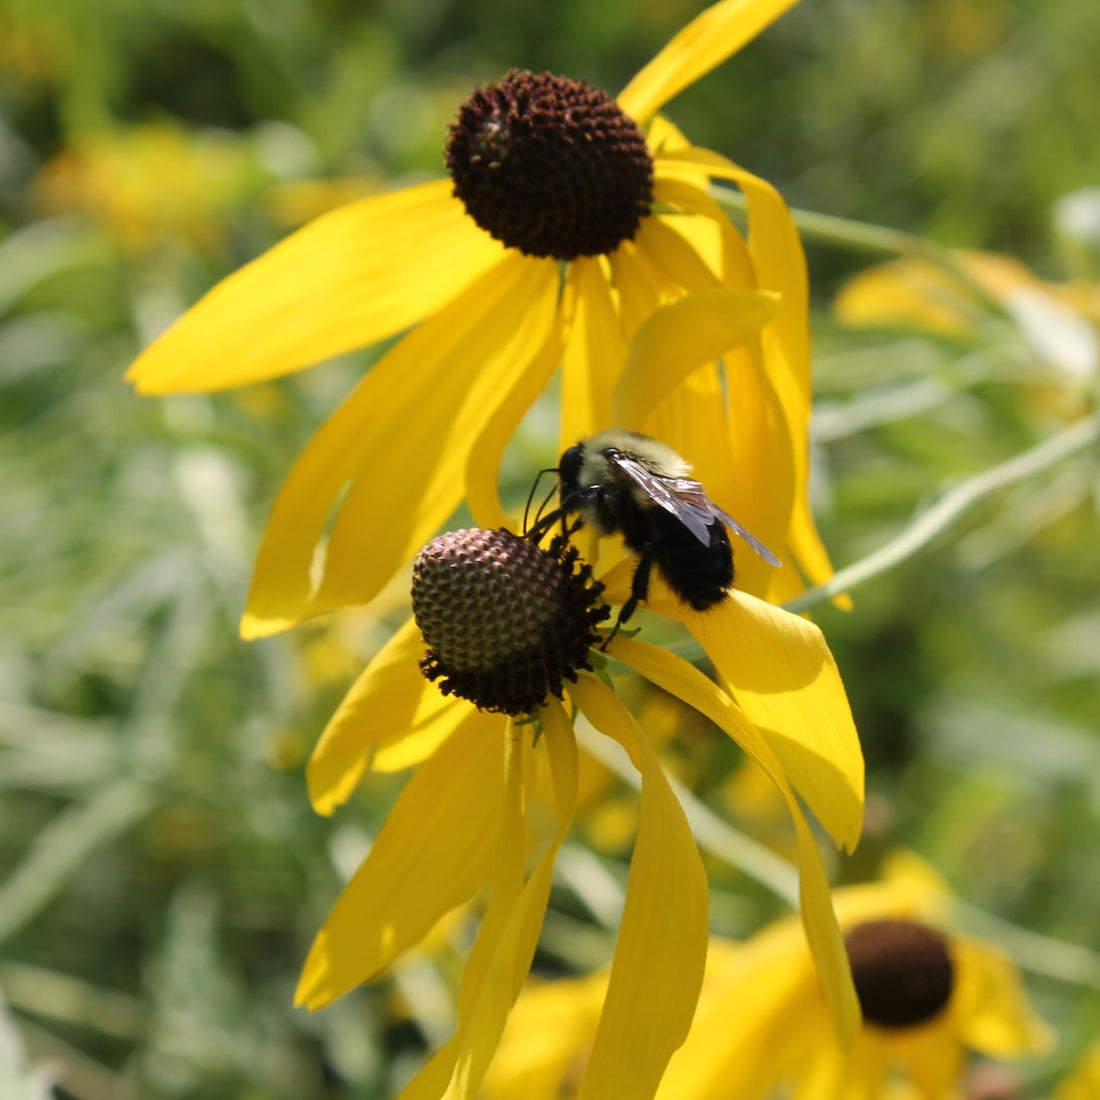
top-left (558, 442), bottom-right (587, 497)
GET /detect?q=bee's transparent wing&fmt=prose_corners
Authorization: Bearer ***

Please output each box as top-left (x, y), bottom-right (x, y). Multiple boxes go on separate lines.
top-left (711, 506), bottom-right (783, 567)
top-left (668, 478), bottom-right (782, 565)
top-left (612, 454), bottom-right (783, 566)
top-left (610, 455), bottom-right (716, 543)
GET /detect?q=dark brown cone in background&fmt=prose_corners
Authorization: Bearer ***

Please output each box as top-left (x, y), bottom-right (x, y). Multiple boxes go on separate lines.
top-left (845, 918), bottom-right (955, 1029)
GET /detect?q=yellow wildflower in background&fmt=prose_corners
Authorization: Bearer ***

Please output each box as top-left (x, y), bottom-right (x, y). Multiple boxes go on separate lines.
top-left (482, 852), bottom-right (1052, 1100)
top-left (127, 0), bottom-right (837, 639)
top-left (834, 251), bottom-right (1099, 385)
top-left (33, 124), bottom-right (258, 253)
top-left (655, 851), bottom-right (1052, 1100)
top-left (296, 525), bottom-right (863, 1098)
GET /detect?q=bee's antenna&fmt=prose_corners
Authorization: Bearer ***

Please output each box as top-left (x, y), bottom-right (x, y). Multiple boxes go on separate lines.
top-left (525, 505), bottom-right (564, 544)
top-left (523, 467), bottom-right (560, 535)
top-left (532, 483), bottom-right (559, 532)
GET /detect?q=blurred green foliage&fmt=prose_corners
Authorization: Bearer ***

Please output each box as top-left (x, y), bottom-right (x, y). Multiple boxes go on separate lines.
top-left (1, 0), bottom-right (1098, 1096)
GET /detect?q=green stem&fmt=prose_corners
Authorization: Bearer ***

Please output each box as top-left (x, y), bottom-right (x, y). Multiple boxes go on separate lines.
top-left (785, 413), bottom-right (1100, 614)
top-left (957, 900), bottom-right (1100, 989)
top-left (708, 184), bottom-right (1010, 317)
top-left (710, 182), bottom-right (935, 257)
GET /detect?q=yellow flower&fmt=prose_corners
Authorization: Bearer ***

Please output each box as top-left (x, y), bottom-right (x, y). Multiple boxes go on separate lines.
top-left (32, 124), bottom-right (257, 253)
top-left (834, 251), bottom-right (1099, 384)
top-left (482, 852), bottom-right (1053, 1100)
top-left (658, 851), bottom-right (1053, 1100)
top-left (297, 526), bottom-right (864, 1099)
top-left (126, 0), bottom-right (839, 640)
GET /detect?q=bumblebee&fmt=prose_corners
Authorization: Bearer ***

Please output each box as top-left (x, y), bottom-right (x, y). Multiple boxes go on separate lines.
top-left (528, 430), bottom-right (781, 634)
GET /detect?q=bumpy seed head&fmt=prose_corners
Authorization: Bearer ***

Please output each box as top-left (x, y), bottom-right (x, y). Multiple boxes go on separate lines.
top-left (446, 69), bottom-right (654, 260)
top-left (845, 919), bottom-right (955, 1029)
top-left (412, 527), bottom-right (608, 716)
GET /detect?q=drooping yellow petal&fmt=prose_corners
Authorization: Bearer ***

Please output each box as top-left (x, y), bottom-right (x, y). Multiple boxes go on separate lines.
top-left (465, 310), bottom-right (565, 530)
top-left (659, 146), bottom-right (845, 599)
top-left (633, 213), bottom-right (722, 293)
top-left (609, 238), bottom-right (681, 342)
top-left (687, 590), bottom-right (864, 852)
top-left (786, 1021), bottom-right (850, 1100)
top-left (610, 281), bottom-right (783, 548)
top-left (648, 174), bottom-right (800, 592)
top-left (644, 178), bottom-right (801, 596)
top-left (295, 708), bottom-right (506, 1009)
top-left (646, 113), bottom-right (693, 156)
top-left (785, 491), bottom-right (851, 609)
top-left (726, 340), bottom-right (800, 599)
top-left (618, 0), bottom-right (802, 124)
top-left (481, 973), bottom-right (607, 1100)
top-left (652, 174), bottom-right (755, 288)
top-left (127, 180), bottom-right (505, 393)
top-left (609, 636), bottom-right (860, 1048)
top-left (657, 151), bottom-right (809, 401)
top-left (570, 674), bottom-right (710, 1100)
top-left (952, 938), bottom-right (1056, 1057)
top-left (240, 252), bottom-right (560, 638)
top-left (657, 944), bottom-right (819, 1100)
top-left (444, 706), bottom-right (579, 1100)
top-left (396, 722), bottom-right (527, 1100)
top-left (617, 221), bottom-right (755, 515)
top-left (371, 708), bottom-right (461, 773)
top-left (559, 257), bottom-right (626, 452)
top-left (638, 357), bottom-right (737, 518)
top-left (306, 616), bottom-right (440, 814)
top-left (447, 720), bottom-right (528, 1016)
top-left (611, 286), bottom-right (781, 430)
top-left (399, 705), bottom-right (579, 1100)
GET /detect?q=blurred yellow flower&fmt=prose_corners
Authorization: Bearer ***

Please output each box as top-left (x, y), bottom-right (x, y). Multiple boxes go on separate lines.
top-left (297, 525), bottom-right (863, 1099)
top-left (127, 0), bottom-right (839, 640)
top-left (264, 176), bottom-right (382, 228)
top-left (834, 251), bottom-right (1099, 384)
top-left (33, 124), bottom-right (258, 252)
top-left (481, 852), bottom-right (1052, 1100)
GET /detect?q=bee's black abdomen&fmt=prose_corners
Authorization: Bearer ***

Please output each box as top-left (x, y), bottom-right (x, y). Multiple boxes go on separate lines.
top-left (620, 503), bottom-right (734, 611)
top-left (661, 516), bottom-right (734, 610)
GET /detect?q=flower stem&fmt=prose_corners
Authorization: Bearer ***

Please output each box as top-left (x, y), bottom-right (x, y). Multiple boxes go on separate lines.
top-left (708, 184), bottom-right (1010, 317)
top-left (709, 183), bottom-right (936, 258)
top-left (785, 413), bottom-right (1100, 614)
top-left (957, 900), bottom-right (1100, 989)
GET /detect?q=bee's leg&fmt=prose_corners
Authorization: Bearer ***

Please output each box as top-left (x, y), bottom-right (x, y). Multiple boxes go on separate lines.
top-left (600, 544), bottom-right (655, 650)
top-left (562, 487), bottom-right (598, 541)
